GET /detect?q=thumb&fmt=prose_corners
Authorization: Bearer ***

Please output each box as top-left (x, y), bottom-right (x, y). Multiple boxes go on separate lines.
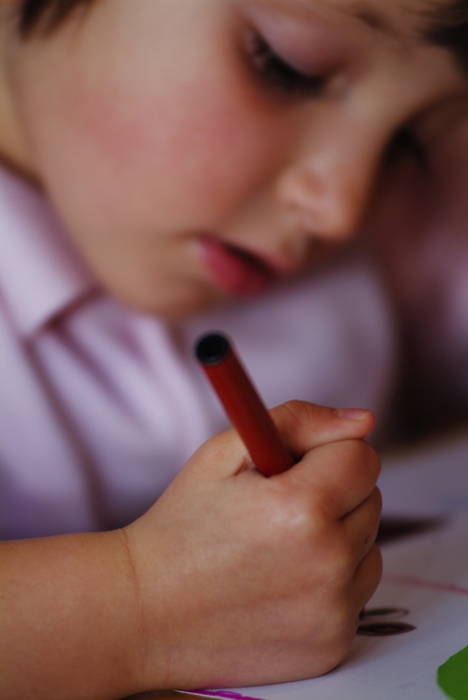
top-left (270, 400), bottom-right (375, 458)
top-left (185, 400), bottom-right (374, 482)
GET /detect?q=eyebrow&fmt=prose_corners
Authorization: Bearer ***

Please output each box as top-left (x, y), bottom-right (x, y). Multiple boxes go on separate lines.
top-left (348, 1), bottom-right (468, 78)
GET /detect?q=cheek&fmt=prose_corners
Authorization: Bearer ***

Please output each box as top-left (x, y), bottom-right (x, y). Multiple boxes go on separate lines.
top-left (59, 72), bottom-right (281, 227)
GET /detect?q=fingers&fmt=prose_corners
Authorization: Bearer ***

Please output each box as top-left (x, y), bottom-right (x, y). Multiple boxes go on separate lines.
top-left (139, 398), bottom-right (383, 689)
top-left (350, 544), bottom-right (383, 617)
top-left (270, 400), bottom-right (376, 457)
top-left (186, 399), bottom-right (376, 482)
top-left (183, 425), bottom-right (252, 481)
top-left (284, 437), bottom-right (381, 519)
top-left (341, 486), bottom-right (382, 565)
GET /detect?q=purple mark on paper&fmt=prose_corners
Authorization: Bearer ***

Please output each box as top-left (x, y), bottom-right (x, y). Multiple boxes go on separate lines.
top-left (190, 690), bottom-right (263, 700)
top-left (383, 574), bottom-right (468, 596)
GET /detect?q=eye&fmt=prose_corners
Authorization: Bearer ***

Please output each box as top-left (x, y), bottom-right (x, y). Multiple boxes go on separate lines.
top-left (247, 32), bottom-right (325, 98)
top-left (386, 127), bottom-right (429, 172)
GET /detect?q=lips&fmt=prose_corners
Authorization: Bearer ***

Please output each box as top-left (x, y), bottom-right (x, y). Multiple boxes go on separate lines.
top-left (196, 236), bottom-right (276, 297)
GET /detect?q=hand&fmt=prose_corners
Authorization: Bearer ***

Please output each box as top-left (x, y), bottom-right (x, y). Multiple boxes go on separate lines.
top-left (125, 400), bottom-right (382, 690)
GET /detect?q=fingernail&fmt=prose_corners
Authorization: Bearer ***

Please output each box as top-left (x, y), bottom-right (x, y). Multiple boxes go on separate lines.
top-left (335, 408), bottom-right (371, 420)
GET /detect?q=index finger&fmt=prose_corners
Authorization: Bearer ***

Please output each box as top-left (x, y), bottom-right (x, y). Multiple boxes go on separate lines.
top-left (283, 438), bottom-right (381, 519)
top-left (270, 400), bottom-right (376, 458)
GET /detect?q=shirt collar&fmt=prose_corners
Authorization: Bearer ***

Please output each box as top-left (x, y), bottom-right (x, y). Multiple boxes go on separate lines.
top-left (0, 165), bottom-right (96, 338)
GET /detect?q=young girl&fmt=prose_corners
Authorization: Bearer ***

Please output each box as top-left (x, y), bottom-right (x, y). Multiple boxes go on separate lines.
top-left (0, 0), bottom-right (467, 698)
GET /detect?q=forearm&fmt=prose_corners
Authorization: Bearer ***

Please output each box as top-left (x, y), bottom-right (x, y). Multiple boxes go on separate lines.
top-left (0, 530), bottom-right (146, 700)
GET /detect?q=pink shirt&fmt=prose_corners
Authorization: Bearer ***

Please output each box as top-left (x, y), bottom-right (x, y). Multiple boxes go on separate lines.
top-left (0, 166), bottom-right (396, 539)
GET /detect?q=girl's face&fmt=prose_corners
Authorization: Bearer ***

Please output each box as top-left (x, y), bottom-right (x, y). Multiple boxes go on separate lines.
top-left (3, 0), bottom-right (468, 316)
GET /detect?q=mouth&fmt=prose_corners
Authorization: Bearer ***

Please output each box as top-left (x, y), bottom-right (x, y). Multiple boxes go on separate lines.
top-left (195, 236), bottom-right (277, 297)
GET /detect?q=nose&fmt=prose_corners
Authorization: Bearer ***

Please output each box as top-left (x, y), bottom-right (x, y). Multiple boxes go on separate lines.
top-left (276, 116), bottom-right (385, 243)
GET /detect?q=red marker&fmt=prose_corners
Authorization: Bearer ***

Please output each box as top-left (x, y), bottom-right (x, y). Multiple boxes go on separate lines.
top-left (195, 333), bottom-right (295, 476)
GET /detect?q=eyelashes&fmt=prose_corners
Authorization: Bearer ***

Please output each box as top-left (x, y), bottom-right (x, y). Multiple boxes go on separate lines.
top-left (245, 30), bottom-right (429, 173)
top-left (247, 32), bottom-right (325, 98)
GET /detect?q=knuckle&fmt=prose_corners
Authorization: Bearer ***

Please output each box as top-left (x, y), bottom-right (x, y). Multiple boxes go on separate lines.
top-left (372, 486), bottom-right (383, 514)
top-left (317, 531), bottom-right (355, 584)
top-left (361, 545), bottom-right (384, 592)
top-left (365, 445), bottom-right (381, 479)
top-left (333, 542), bottom-right (356, 580)
top-left (369, 543), bottom-right (383, 575)
top-left (264, 484), bottom-right (313, 541)
top-left (363, 486), bottom-right (383, 521)
top-left (345, 440), bottom-right (381, 481)
top-left (279, 400), bottom-right (311, 430)
top-left (276, 399), bottom-right (323, 431)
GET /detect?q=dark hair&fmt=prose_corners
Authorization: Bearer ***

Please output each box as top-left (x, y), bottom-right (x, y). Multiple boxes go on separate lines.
top-left (425, 1), bottom-right (468, 75)
top-left (16, 0), bottom-right (468, 78)
top-left (19, 0), bottom-right (90, 34)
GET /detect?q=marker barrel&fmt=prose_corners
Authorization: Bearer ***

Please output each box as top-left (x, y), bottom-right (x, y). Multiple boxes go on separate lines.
top-left (196, 333), bottom-right (295, 476)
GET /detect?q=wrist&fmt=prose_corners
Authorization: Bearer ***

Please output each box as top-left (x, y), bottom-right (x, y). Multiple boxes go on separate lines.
top-left (0, 530), bottom-right (145, 699)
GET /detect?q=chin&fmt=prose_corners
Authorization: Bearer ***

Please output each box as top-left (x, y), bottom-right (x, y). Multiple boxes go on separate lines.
top-left (113, 283), bottom-right (225, 320)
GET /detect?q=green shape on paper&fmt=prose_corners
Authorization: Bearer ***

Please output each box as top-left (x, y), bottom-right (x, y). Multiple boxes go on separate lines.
top-left (438, 645), bottom-right (468, 699)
